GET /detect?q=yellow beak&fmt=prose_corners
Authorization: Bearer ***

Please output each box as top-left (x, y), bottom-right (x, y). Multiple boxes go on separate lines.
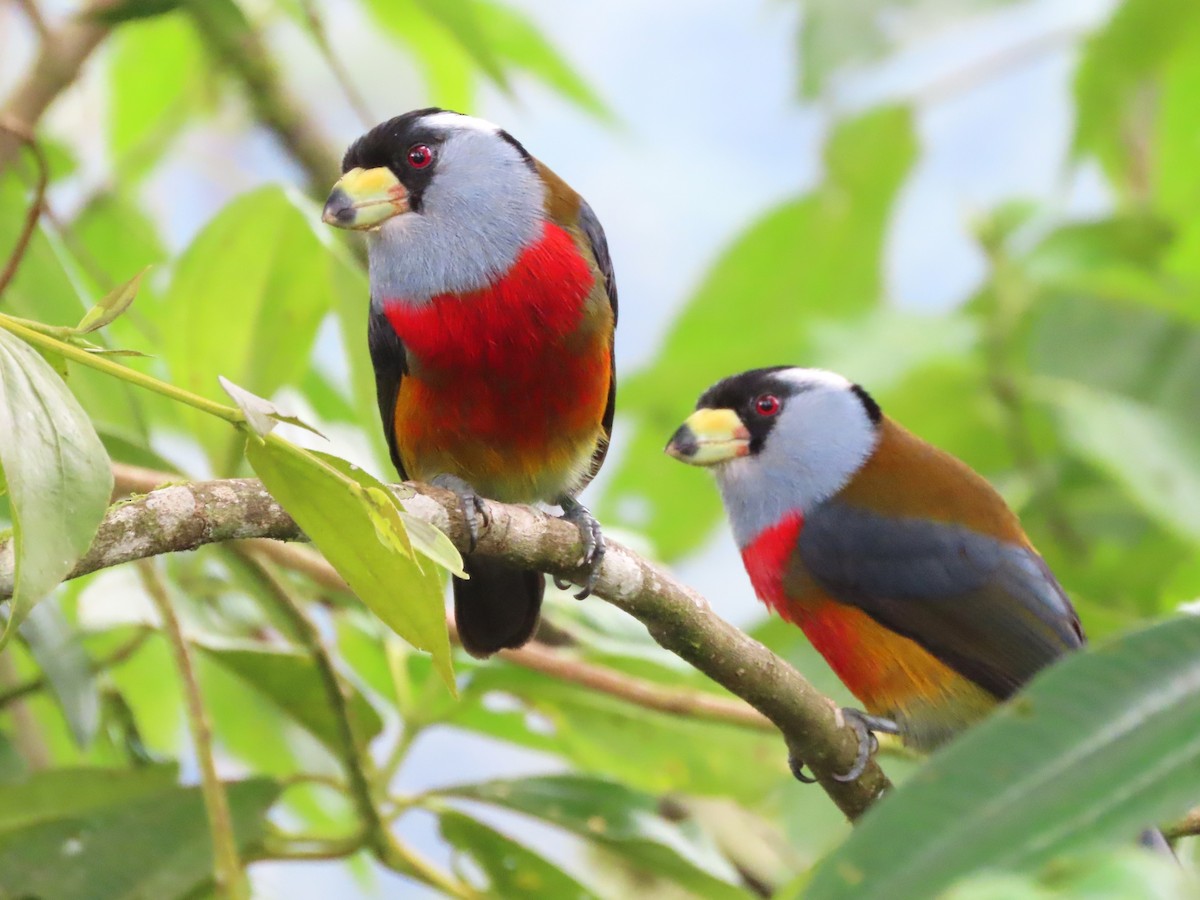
top-left (665, 408), bottom-right (751, 466)
top-left (322, 167), bottom-right (410, 231)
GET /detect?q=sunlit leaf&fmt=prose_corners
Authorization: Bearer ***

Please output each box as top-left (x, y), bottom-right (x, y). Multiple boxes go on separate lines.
top-left (161, 187), bottom-right (333, 471)
top-left (76, 268), bottom-right (148, 334)
top-left (806, 616), bottom-right (1200, 899)
top-left (244, 439), bottom-right (454, 688)
top-left (0, 329), bottom-right (113, 643)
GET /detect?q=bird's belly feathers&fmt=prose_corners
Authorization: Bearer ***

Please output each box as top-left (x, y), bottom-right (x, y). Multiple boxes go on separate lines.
top-left (742, 515), bottom-right (995, 750)
top-left (382, 223), bottom-right (613, 503)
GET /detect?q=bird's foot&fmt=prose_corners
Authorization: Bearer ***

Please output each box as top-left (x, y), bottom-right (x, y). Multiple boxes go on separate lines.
top-left (551, 496), bottom-right (606, 600)
top-left (787, 751), bottom-right (818, 784)
top-left (431, 474), bottom-right (490, 552)
top-left (833, 708), bottom-right (899, 782)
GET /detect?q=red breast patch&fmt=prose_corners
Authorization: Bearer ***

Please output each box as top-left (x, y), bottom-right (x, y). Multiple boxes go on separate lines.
top-left (741, 512), bottom-right (805, 617)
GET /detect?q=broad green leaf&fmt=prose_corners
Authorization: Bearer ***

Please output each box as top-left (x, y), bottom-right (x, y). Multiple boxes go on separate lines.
top-left (0, 771), bottom-right (279, 900)
top-left (411, 0), bottom-right (510, 89)
top-left (1048, 382), bottom-right (1200, 544)
top-left (442, 775), bottom-right (744, 898)
top-left (310, 449), bottom-right (466, 578)
top-left (439, 809), bottom-right (599, 899)
top-left (0, 765), bottom-right (177, 833)
top-left (20, 601), bottom-right (100, 747)
top-left (360, 0), bottom-right (475, 109)
top-left (805, 616), bottom-right (1200, 900)
top-left (108, 11), bottom-right (207, 176)
top-left (161, 187), bottom-right (332, 471)
top-left (600, 107), bottom-right (918, 558)
top-left (197, 643), bottom-right (383, 753)
top-left (218, 376), bottom-right (326, 439)
top-left (943, 848), bottom-right (1189, 900)
top-left (1072, 0), bottom-right (1200, 193)
top-left (0, 329), bottom-right (113, 642)
top-left (244, 438), bottom-right (454, 688)
top-left (76, 267), bottom-right (147, 334)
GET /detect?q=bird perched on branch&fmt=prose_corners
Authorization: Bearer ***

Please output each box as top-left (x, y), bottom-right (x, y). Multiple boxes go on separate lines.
top-left (666, 367), bottom-right (1084, 773)
top-left (323, 108), bottom-right (617, 657)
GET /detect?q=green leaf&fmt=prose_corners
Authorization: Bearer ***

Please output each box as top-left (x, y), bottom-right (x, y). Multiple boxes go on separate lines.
top-left (805, 616), bottom-right (1200, 900)
top-left (600, 107), bottom-right (918, 558)
top-left (359, 0), bottom-right (475, 108)
top-left (108, 11), bottom-right (208, 176)
top-left (1071, 0), bottom-right (1200, 193)
top-left (218, 376), bottom-right (326, 439)
top-left (439, 809), bottom-right (599, 899)
top-left (161, 187), bottom-right (333, 471)
top-left (244, 438), bottom-right (454, 688)
top-left (1047, 382), bottom-right (1200, 543)
top-left (0, 328), bottom-right (113, 643)
top-left (442, 775), bottom-right (744, 898)
top-left (0, 770), bottom-right (279, 900)
top-left (310, 450), bottom-right (465, 578)
top-left (20, 601), bottom-right (100, 747)
top-left (197, 642), bottom-right (383, 753)
top-left (411, 0), bottom-right (510, 89)
top-left (0, 765), bottom-right (176, 832)
top-left (76, 267), bottom-right (148, 334)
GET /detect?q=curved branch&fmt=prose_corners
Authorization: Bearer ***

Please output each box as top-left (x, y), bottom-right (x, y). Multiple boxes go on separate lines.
top-left (0, 473), bottom-right (892, 820)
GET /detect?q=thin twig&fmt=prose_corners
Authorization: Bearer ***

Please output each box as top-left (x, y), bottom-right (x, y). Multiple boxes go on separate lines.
top-left (236, 550), bottom-right (475, 899)
top-left (0, 119), bottom-right (47, 298)
top-left (0, 651), bottom-right (50, 770)
top-left (1166, 806), bottom-right (1200, 841)
top-left (137, 560), bottom-right (247, 900)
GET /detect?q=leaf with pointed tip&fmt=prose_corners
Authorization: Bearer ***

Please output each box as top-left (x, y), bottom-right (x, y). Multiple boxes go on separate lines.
top-left (0, 329), bottom-right (112, 643)
top-left (244, 438), bottom-right (454, 689)
top-left (76, 268), bottom-right (148, 334)
top-left (805, 616), bottom-right (1200, 900)
top-left (218, 376), bottom-right (326, 440)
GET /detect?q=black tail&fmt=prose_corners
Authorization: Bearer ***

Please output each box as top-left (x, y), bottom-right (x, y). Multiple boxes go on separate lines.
top-left (453, 557), bottom-right (544, 658)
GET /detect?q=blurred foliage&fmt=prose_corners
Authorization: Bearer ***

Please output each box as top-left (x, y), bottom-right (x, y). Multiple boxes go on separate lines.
top-left (0, 0), bottom-right (1198, 897)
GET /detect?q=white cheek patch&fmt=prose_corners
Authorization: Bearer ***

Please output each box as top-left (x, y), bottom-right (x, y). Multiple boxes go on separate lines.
top-left (367, 123), bottom-right (545, 303)
top-left (714, 380), bottom-right (879, 547)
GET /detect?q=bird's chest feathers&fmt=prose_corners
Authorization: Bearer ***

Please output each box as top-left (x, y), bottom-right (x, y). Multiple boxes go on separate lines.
top-left (379, 222), bottom-right (611, 499)
top-left (381, 222), bottom-right (596, 373)
top-left (740, 513), bottom-right (805, 616)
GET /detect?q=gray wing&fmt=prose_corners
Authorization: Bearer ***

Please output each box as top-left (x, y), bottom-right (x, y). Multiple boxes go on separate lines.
top-left (799, 501), bottom-right (1084, 699)
top-left (577, 198), bottom-right (617, 482)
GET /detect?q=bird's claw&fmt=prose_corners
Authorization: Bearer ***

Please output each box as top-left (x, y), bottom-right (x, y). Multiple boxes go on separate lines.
top-left (431, 474), bottom-right (490, 552)
top-left (832, 708), bottom-right (898, 782)
top-left (556, 496), bottom-right (605, 600)
top-left (787, 752), bottom-right (817, 784)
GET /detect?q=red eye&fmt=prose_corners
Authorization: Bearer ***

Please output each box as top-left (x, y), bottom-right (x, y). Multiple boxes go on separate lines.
top-left (406, 144), bottom-right (433, 169)
top-left (755, 394), bottom-right (780, 417)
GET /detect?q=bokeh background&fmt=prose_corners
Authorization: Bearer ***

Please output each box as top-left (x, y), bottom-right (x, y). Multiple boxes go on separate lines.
top-left (1, 0), bottom-right (1198, 896)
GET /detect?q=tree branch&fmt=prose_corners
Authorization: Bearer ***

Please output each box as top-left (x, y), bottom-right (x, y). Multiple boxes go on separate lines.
top-left (2, 473), bottom-right (892, 821)
top-left (0, 1), bottom-right (120, 171)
